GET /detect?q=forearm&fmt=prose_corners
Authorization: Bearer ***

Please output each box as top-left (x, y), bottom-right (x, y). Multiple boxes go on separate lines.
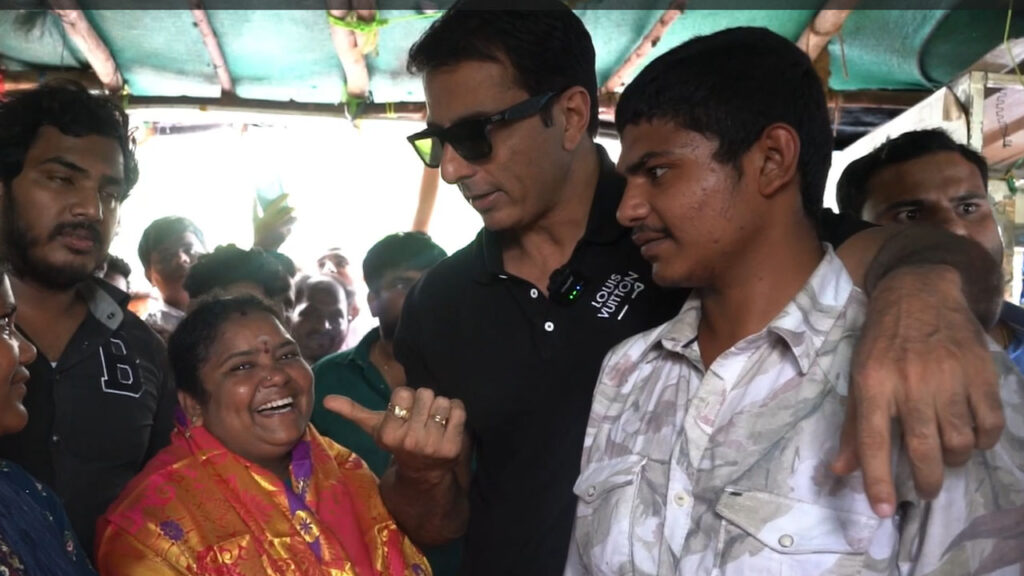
top-left (379, 462), bottom-right (469, 546)
top-left (863, 225), bottom-right (1002, 329)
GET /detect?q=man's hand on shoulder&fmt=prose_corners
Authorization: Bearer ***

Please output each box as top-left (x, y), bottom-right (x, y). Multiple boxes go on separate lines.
top-left (832, 264), bottom-right (1004, 516)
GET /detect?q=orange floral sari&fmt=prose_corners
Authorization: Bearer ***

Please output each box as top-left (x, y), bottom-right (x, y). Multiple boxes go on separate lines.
top-left (94, 420), bottom-right (430, 576)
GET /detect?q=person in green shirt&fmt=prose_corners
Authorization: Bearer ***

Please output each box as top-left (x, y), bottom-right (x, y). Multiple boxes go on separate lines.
top-left (311, 231), bottom-right (459, 574)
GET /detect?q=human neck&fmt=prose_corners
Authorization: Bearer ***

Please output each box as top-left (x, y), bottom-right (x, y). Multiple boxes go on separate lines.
top-left (370, 334), bottom-right (405, 390)
top-left (10, 274), bottom-right (82, 315)
top-left (501, 142), bottom-right (600, 293)
top-left (697, 218), bottom-right (824, 368)
top-left (160, 289), bottom-right (188, 312)
top-left (254, 456), bottom-right (292, 487)
top-left (9, 274), bottom-right (89, 362)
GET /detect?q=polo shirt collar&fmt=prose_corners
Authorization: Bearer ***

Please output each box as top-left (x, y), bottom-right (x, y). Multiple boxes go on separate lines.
top-left (342, 328), bottom-right (382, 369)
top-left (474, 144), bottom-right (627, 283)
top-left (657, 247), bottom-right (853, 375)
top-left (78, 278), bottom-right (127, 331)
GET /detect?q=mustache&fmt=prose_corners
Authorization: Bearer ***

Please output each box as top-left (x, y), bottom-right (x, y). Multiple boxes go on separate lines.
top-left (630, 224), bottom-right (670, 238)
top-left (48, 221), bottom-right (101, 244)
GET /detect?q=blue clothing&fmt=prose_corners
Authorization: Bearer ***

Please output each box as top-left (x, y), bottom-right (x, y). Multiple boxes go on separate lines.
top-left (1000, 301), bottom-right (1024, 374)
top-left (0, 459), bottom-right (96, 575)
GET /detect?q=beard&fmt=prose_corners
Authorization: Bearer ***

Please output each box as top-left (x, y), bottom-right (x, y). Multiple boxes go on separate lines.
top-left (1, 192), bottom-right (103, 290)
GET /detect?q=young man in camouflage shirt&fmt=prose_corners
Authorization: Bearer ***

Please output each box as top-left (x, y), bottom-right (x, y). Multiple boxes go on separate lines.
top-left (566, 28), bottom-right (1024, 575)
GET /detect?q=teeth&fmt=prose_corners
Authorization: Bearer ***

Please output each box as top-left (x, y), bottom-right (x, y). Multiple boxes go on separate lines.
top-left (256, 396), bottom-right (294, 412)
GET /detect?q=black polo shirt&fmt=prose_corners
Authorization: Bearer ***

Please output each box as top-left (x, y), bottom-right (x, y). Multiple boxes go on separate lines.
top-left (0, 278), bottom-right (177, 556)
top-left (395, 146), bottom-right (871, 576)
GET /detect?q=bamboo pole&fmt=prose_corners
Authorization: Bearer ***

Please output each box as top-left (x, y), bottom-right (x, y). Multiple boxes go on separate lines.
top-left (601, 0), bottom-right (687, 95)
top-left (47, 1), bottom-right (123, 92)
top-left (796, 1), bottom-right (858, 61)
top-left (412, 167), bottom-right (440, 233)
top-left (189, 0), bottom-right (234, 95)
top-left (326, 0), bottom-right (376, 101)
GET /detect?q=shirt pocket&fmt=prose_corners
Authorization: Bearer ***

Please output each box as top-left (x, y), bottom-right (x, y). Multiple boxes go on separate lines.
top-left (714, 486), bottom-right (880, 575)
top-left (571, 454), bottom-right (647, 575)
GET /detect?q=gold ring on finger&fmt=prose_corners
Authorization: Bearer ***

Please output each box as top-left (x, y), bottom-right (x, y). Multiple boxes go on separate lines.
top-left (431, 414), bottom-right (448, 427)
top-left (387, 403), bottom-right (410, 421)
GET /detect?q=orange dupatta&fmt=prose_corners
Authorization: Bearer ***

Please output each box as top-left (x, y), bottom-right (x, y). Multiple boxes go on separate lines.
top-left (95, 422), bottom-right (430, 576)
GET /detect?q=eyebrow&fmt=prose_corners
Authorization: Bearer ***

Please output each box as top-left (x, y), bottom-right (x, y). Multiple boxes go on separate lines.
top-left (218, 339), bottom-right (296, 367)
top-left (39, 156), bottom-right (125, 188)
top-left (881, 192), bottom-right (989, 214)
top-left (620, 150), bottom-right (673, 176)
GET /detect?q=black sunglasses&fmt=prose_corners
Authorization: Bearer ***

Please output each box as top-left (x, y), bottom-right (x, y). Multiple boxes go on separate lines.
top-left (407, 92), bottom-right (557, 168)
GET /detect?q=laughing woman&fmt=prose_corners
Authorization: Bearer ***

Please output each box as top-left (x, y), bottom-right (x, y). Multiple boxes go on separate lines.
top-left (0, 270), bottom-right (96, 576)
top-left (94, 294), bottom-right (429, 575)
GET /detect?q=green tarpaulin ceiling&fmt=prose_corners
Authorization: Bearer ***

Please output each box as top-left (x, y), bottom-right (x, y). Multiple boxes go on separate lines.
top-left (2, 5), bottom-right (1023, 105)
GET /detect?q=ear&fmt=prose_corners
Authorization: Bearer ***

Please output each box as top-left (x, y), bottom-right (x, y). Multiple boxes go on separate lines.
top-left (558, 86), bottom-right (592, 152)
top-left (177, 390), bottom-right (204, 426)
top-left (755, 123), bottom-right (800, 200)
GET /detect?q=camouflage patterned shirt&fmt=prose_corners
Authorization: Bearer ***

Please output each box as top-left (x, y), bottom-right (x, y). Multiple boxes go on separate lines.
top-left (565, 247), bottom-right (1024, 575)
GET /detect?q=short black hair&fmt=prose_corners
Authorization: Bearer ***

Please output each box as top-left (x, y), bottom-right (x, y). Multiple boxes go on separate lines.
top-left (184, 244), bottom-right (291, 301)
top-left (836, 128), bottom-right (989, 217)
top-left (363, 232), bottom-right (448, 292)
top-left (137, 216), bottom-right (206, 273)
top-left (407, 0), bottom-right (599, 137)
top-left (168, 293), bottom-right (282, 404)
top-left (104, 254), bottom-right (132, 280)
top-left (0, 80), bottom-right (139, 200)
top-left (616, 27), bottom-right (832, 217)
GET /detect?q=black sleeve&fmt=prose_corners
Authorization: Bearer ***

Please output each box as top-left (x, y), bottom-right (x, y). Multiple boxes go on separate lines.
top-left (816, 208), bottom-right (877, 247)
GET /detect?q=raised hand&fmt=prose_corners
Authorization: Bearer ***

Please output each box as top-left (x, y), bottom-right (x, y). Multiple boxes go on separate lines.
top-left (252, 194), bottom-right (297, 253)
top-left (324, 386), bottom-right (467, 482)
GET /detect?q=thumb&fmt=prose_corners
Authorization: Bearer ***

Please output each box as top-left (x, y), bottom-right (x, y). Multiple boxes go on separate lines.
top-left (323, 394), bottom-right (383, 437)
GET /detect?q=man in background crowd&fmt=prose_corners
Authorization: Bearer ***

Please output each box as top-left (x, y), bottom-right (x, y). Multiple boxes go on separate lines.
top-left (291, 273), bottom-right (349, 364)
top-left (133, 215), bottom-right (206, 339)
top-left (96, 254), bottom-right (131, 293)
top-left (312, 231), bottom-right (459, 575)
top-left (837, 128), bottom-right (1024, 373)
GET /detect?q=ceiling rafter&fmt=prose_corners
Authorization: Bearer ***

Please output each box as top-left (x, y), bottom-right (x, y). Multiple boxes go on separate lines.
top-left (601, 0), bottom-right (687, 95)
top-left (47, 0), bottom-right (123, 92)
top-left (797, 0), bottom-right (858, 61)
top-left (189, 0), bottom-right (234, 95)
top-left (326, 0), bottom-right (376, 101)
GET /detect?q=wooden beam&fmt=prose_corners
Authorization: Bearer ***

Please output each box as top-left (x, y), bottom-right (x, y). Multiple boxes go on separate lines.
top-left (969, 37), bottom-right (1024, 74)
top-left (188, 0), bottom-right (234, 95)
top-left (412, 167), bottom-right (440, 233)
top-left (596, 89), bottom-right (928, 124)
top-left (796, 0), bottom-right (858, 61)
top-left (122, 94), bottom-right (425, 120)
top-left (601, 0), bottom-right (686, 95)
top-left (326, 0), bottom-right (376, 101)
top-left (47, 1), bottom-right (123, 92)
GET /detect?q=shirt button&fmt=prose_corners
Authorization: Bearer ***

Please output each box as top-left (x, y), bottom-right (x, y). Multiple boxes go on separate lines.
top-left (673, 491), bottom-right (689, 507)
top-left (778, 534), bottom-right (795, 548)
top-left (585, 485), bottom-right (597, 499)
top-left (51, 434), bottom-right (60, 444)
top-left (530, 288), bottom-right (539, 299)
top-left (543, 321), bottom-right (554, 332)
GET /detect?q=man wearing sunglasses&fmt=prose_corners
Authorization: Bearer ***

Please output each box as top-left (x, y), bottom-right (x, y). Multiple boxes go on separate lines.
top-left (324, 2), bottom-right (1006, 575)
